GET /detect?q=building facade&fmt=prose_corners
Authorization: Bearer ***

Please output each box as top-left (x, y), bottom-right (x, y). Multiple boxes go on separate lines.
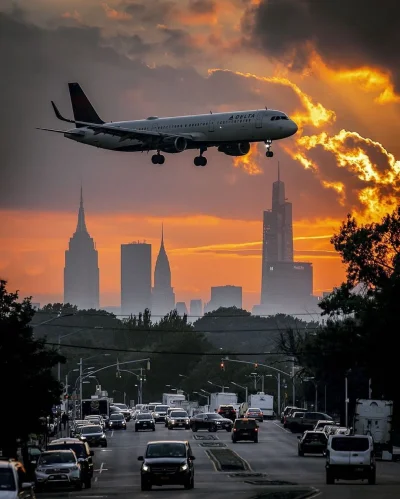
top-left (121, 242), bottom-right (151, 316)
top-left (152, 227), bottom-right (175, 320)
top-left (205, 285), bottom-right (243, 312)
top-left (64, 188), bottom-right (99, 310)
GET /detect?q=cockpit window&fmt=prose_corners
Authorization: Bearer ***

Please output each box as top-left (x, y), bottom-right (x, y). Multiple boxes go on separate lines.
top-left (271, 115), bottom-right (289, 121)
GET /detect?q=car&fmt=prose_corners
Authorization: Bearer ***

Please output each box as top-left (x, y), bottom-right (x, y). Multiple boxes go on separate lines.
top-left (217, 405), bottom-right (237, 421)
top-left (152, 405), bottom-right (169, 423)
top-left (190, 413), bottom-right (232, 432)
top-left (297, 412), bottom-right (335, 432)
top-left (165, 408), bottom-right (178, 427)
top-left (138, 440), bottom-right (195, 490)
top-left (297, 431), bottom-right (328, 456)
top-left (232, 418), bottom-right (259, 443)
top-left (313, 420), bottom-right (337, 432)
top-left (284, 410), bottom-right (307, 430)
top-left (245, 408), bottom-right (264, 422)
top-left (35, 449), bottom-right (82, 491)
top-left (78, 425), bottom-right (107, 447)
top-left (281, 406), bottom-right (303, 424)
top-left (325, 435), bottom-right (375, 484)
top-left (0, 458), bottom-right (35, 499)
top-left (135, 414), bottom-right (156, 432)
top-left (108, 413), bottom-right (127, 430)
top-left (167, 410), bottom-right (190, 430)
top-left (110, 404), bottom-right (131, 421)
top-left (46, 438), bottom-right (94, 489)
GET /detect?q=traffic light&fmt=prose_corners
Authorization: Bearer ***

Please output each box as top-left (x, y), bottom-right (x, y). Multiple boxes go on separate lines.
top-left (254, 362), bottom-right (258, 369)
top-left (116, 370), bottom-right (121, 378)
top-left (220, 361), bottom-right (225, 371)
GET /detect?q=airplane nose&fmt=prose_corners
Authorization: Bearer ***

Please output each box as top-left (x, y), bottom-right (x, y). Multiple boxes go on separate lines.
top-left (290, 120), bottom-right (298, 136)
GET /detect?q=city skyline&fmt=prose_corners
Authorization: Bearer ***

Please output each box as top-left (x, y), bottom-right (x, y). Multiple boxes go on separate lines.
top-left (3, 3), bottom-right (399, 311)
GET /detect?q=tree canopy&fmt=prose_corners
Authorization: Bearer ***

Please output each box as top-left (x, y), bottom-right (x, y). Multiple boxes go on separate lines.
top-left (278, 208), bottom-right (400, 424)
top-left (0, 281), bottom-right (65, 456)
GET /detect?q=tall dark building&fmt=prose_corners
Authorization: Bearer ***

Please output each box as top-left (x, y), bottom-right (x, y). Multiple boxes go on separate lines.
top-left (152, 226), bottom-right (175, 319)
top-left (262, 164), bottom-right (293, 263)
top-left (260, 166), bottom-right (313, 311)
top-left (121, 242), bottom-right (152, 316)
top-left (64, 188), bottom-right (99, 309)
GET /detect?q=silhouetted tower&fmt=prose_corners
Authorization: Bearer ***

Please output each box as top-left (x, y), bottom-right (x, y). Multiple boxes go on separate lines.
top-left (64, 187), bottom-right (99, 309)
top-left (152, 225), bottom-right (175, 318)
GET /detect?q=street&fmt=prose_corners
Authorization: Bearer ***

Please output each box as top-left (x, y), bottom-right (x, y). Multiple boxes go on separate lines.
top-left (41, 421), bottom-right (400, 498)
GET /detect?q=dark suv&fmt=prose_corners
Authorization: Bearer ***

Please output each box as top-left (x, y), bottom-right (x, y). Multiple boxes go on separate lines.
top-left (46, 438), bottom-right (94, 488)
top-left (232, 418), bottom-right (259, 443)
top-left (138, 440), bottom-right (195, 490)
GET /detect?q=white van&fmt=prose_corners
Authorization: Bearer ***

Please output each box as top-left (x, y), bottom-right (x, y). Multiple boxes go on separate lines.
top-left (326, 435), bottom-right (375, 484)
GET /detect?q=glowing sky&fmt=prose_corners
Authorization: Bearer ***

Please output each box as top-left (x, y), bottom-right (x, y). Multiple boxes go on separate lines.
top-left (1, 0), bottom-right (399, 311)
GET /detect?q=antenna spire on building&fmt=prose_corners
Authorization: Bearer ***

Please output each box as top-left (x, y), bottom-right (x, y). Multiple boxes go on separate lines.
top-left (278, 161), bottom-right (280, 182)
top-left (161, 222), bottom-right (164, 247)
top-left (76, 186), bottom-right (88, 233)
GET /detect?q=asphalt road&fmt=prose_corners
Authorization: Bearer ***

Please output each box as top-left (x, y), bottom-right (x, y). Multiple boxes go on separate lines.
top-left (40, 420), bottom-right (400, 498)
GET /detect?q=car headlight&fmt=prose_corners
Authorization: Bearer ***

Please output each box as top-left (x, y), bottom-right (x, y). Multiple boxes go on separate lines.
top-left (154, 413), bottom-right (159, 417)
top-left (101, 434), bottom-right (106, 438)
top-left (171, 420), bottom-right (175, 424)
top-left (180, 464), bottom-right (188, 471)
top-left (142, 464), bottom-right (150, 472)
top-left (36, 468), bottom-right (46, 473)
top-left (185, 420), bottom-right (189, 424)
top-left (70, 466), bottom-right (79, 471)
top-left (109, 422), bottom-right (113, 425)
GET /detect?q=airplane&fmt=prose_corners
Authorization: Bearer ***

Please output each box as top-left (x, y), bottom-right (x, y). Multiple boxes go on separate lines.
top-left (38, 82), bottom-right (298, 166)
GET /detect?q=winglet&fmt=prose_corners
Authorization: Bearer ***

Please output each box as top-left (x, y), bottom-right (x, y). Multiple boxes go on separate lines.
top-left (51, 101), bottom-right (75, 124)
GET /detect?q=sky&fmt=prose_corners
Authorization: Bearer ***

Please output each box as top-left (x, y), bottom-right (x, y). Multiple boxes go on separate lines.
top-left (1, 0), bottom-right (400, 311)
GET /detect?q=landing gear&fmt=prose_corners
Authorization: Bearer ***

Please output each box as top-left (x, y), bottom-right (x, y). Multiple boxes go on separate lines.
top-left (151, 152), bottom-right (165, 164)
top-left (194, 156), bottom-right (207, 167)
top-left (265, 140), bottom-right (274, 157)
top-left (194, 146), bottom-right (207, 167)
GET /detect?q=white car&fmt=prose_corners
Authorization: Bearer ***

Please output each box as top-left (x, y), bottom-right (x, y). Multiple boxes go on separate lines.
top-left (326, 434), bottom-right (375, 484)
top-left (0, 459), bottom-right (35, 499)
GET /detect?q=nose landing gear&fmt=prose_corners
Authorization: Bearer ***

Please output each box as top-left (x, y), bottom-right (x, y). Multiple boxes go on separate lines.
top-left (151, 152), bottom-right (165, 164)
top-left (265, 140), bottom-right (274, 157)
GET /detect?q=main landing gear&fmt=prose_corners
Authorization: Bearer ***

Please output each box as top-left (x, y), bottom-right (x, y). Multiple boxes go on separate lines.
top-left (151, 152), bottom-right (165, 164)
top-left (265, 140), bottom-right (274, 157)
top-left (194, 146), bottom-right (207, 167)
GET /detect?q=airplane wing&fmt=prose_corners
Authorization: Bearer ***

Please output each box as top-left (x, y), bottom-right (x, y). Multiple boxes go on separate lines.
top-left (50, 101), bottom-right (200, 143)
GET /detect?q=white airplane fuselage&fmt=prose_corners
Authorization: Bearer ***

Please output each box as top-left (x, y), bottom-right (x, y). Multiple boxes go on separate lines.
top-left (65, 108), bottom-right (297, 152)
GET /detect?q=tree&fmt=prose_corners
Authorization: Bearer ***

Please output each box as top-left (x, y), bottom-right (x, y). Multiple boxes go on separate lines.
top-left (278, 208), bottom-right (400, 421)
top-left (0, 281), bottom-right (65, 456)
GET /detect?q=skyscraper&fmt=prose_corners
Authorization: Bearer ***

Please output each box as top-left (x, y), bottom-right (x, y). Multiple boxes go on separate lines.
top-left (152, 226), bottom-right (175, 319)
top-left (262, 163), bottom-right (293, 263)
top-left (121, 242), bottom-right (152, 316)
top-left (260, 166), bottom-right (313, 310)
top-left (64, 188), bottom-right (99, 309)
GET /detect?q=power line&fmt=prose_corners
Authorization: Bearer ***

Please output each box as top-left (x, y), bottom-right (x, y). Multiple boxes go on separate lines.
top-left (32, 310), bottom-right (322, 319)
top-left (32, 323), bottom-right (322, 333)
top-left (44, 341), bottom-right (286, 355)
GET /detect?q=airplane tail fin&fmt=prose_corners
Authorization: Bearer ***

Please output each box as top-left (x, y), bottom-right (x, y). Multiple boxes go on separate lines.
top-left (68, 82), bottom-right (104, 128)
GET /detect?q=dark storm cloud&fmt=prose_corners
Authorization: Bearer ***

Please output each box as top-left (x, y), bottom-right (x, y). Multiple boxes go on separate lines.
top-left (188, 0), bottom-right (216, 14)
top-left (158, 26), bottom-right (199, 57)
top-left (124, 0), bottom-right (176, 25)
top-left (243, 0), bottom-right (400, 89)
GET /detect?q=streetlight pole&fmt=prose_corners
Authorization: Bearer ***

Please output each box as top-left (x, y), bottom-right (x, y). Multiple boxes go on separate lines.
top-left (345, 375), bottom-right (348, 427)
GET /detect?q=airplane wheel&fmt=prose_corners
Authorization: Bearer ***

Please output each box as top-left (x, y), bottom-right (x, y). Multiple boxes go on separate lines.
top-left (266, 150), bottom-right (274, 158)
top-left (159, 155), bottom-right (165, 164)
top-left (194, 156), bottom-right (207, 167)
top-left (151, 154), bottom-right (159, 164)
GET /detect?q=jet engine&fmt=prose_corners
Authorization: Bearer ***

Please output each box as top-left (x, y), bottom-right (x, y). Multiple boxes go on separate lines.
top-left (161, 136), bottom-right (188, 153)
top-left (218, 142), bottom-right (251, 156)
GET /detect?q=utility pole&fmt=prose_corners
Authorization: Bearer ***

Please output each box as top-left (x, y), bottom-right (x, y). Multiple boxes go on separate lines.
top-left (79, 358), bottom-right (83, 419)
top-left (261, 375), bottom-right (264, 392)
top-left (277, 372), bottom-right (281, 417)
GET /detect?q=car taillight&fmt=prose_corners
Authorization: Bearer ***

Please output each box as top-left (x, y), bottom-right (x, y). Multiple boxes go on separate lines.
top-left (255, 428), bottom-right (258, 432)
top-left (233, 428), bottom-right (237, 432)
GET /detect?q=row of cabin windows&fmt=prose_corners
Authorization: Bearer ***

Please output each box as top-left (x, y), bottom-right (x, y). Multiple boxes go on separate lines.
top-left (136, 118), bottom-right (254, 131)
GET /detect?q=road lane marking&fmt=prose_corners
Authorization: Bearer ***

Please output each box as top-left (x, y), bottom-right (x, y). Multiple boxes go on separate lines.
top-left (110, 431), bottom-right (114, 438)
top-left (272, 421), bottom-right (292, 433)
